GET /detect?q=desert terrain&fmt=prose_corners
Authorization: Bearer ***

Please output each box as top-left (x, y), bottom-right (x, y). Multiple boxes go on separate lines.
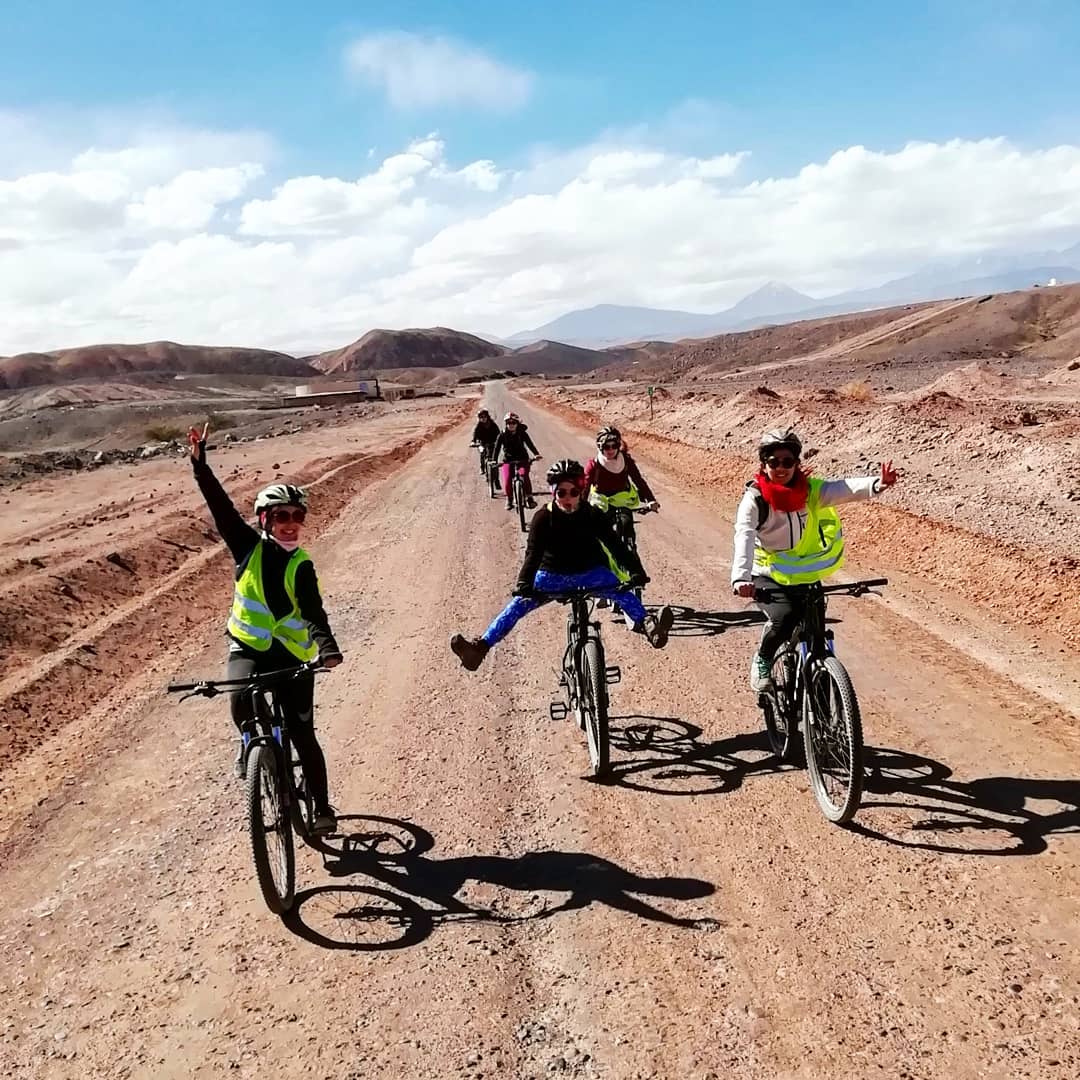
top-left (1, 286), bottom-right (1078, 1078)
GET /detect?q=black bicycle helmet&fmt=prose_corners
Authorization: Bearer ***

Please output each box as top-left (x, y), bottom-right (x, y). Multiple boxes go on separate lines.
top-left (545, 459), bottom-right (585, 487)
top-left (758, 427), bottom-right (802, 462)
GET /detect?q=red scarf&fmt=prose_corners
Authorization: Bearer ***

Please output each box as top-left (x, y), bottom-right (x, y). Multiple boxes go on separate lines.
top-left (754, 469), bottom-right (810, 513)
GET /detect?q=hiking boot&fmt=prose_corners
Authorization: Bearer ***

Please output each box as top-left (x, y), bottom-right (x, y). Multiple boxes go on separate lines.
top-left (232, 740), bottom-right (245, 780)
top-left (506, 500), bottom-right (515, 511)
top-left (525, 496), bottom-right (537, 509)
top-left (451, 634), bottom-right (490, 671)
top-left (596, 596), bottom-right (612, 609)
top-left (639, 605), bottom-right (674, 649)
top-left (750, 653), bottom-right (773, 692)
top-left (312, 808), bottom-right (338, 836)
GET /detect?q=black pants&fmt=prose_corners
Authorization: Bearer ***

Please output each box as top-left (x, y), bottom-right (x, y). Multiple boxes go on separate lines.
top-left (753, 576), bottom-right (807, 661)
top-left (226, 646), bottom-right (331, 813)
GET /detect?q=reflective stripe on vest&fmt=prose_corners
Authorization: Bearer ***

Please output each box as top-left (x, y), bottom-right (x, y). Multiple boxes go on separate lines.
top-left (226, 543), bottom-right (319, 661)
top-left (752, 477), bottom-right (846, 585)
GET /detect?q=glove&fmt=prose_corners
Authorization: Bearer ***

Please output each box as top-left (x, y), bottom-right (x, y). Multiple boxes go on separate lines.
top-left (733, 581), bottom-right (755, 598)
top-left (628, 573), bottom-right (649, 588)
top-left (512, 585), bottom-right (535, 598)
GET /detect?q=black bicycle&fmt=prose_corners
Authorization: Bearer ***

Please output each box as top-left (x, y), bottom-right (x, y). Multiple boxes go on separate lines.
top-left (471, 442), bottom-right (499, 499)
top-left (755, 579), bottom-right (887, 824)
top-left (547, 587), bottom-right (630, 777)
top-left (606, 504), bottom-right (656, 623)
top-left (504, 457), bottom-right (540, 532)
top-left (167, 661), bottom-right (324, 914)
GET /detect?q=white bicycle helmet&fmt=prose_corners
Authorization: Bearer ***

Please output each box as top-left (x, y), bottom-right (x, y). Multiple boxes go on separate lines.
top-left (253, 483), bottom-right (309, 516)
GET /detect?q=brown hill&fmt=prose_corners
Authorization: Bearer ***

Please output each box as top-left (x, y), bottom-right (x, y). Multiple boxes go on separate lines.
top-left (311, 327), bottom-right (505, 374)
top-left (589, 282), bottom-right (1080, 391)
top-left (0, 341), bottom-right (314, 391)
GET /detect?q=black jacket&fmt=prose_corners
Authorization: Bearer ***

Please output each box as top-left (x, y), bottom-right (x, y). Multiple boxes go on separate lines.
top-left (492, 426), bottom-right (540, 464)
top-left (516, 503), bottom-right (644, 591)
top-left (193, 460), bottom-right (342, 659)
top-left (472, 418), bottom-right (500, 446)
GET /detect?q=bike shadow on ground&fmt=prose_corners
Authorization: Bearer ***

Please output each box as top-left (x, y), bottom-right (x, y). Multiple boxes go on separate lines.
top-left (284, 815), bottom-right (722, 951)
top-left (602, 715), bottom-right (784, 796)
top-left (850, 746), bottom-right (1080, 857)
top-left (661, 605), bottom-right (845, 639)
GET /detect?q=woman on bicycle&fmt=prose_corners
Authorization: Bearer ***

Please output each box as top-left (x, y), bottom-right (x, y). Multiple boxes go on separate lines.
top-left (491, 411), bottom-right (541, 511)
top-left (583, 425), bottom-right (660, 516)
top-left (188, 424), bottom-right (342, 835)
top-left (731, 428), bottom-right (899, 692)
top-left (450, 459), bottom-right (675, 670)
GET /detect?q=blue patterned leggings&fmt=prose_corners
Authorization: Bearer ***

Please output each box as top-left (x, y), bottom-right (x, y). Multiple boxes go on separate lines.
top-left (481, 567), bottom-right (647, 647)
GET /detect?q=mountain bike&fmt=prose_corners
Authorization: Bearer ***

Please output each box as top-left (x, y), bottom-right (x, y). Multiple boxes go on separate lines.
top-left (605, 504), bottom-right (656, 624)
top-left (755, 579), bottom-right (887, 825)
top-left (471, 442), bottom-right (500, 498)
top-left (547, 586), bottom-right (631, 777)
top-left (504, 457), bottom-right (540, 532)
top-left (167, 660), bottom-right (324, 914)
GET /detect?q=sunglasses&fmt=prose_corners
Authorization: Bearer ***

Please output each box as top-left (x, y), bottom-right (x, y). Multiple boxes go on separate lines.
top-left (555, 485), bottom-right (582, 498)
top-left (506, 420), bottom-right (518, 426)
top-left (766, 455), bottom-right (798, 469)
top-left (269, 507), bottom-right (306, 524)
top-left (601, 441), bottom-right (620, 451)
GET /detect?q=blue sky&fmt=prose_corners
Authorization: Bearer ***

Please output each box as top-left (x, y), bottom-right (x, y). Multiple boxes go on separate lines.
top-left (3, 1), bottom-right (1080, 351)
top-left (3, 0), bottom-right (1078, 180)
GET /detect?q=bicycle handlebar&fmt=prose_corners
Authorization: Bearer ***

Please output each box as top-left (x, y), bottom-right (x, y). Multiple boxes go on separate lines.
top-left (167, 660), bottom-right (325, 701)
top-left (753, 578), bottom-right (888, 603)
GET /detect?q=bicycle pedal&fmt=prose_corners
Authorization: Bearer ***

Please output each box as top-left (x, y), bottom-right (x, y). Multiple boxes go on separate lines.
top-left (549, 702), bottom-right (569, 721)
top-left (605, 665), bottom-right (622, 685)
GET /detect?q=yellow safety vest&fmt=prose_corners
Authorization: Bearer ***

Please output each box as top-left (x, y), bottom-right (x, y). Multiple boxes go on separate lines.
top-left (226, 542), bottom-right (319, 661)
top-left (752, 477), bottom-right (846, 585)
top-left (588, 479), bottom-right (641, 513)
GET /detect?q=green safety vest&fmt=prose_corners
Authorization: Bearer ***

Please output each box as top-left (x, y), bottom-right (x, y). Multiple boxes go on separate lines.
top-left (588, 479), bottom-right (641, 513)
top-left (226, 542), bottom-right (319, 661)
top-left (752, 476), bottom-right (846, 585)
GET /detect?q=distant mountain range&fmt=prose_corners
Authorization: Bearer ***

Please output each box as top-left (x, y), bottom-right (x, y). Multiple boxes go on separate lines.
top-left (506, 243), bottom-right (1080, 347)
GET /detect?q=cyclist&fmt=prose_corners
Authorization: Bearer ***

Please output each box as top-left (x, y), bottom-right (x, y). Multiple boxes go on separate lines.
top-left (583, 425), bottom-right (660, 516)
top-left (491, 411), bottom-right (542, 511)
top-left (450, 459), bottom-right (675, 670)
top-left (731, 428), bottom-right (899, 692)
top-left (471, 408), bottom-right (501, 481)
top-left (187, 424), bottom-right (342, 835)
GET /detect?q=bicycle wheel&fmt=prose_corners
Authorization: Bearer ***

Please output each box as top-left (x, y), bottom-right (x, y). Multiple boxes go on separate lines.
top-left (802, 656), bottom-right (864, 824)
top-left (246, 743), bottom-right (296, 913)
top-left (515, 477), bottom-right (527, 532)
top-left (582, 639), bottom-right (610, 776)
top-left (762, 645), bottom-right (802, 764)
top-left (488, 462), bottom-right (498, 499)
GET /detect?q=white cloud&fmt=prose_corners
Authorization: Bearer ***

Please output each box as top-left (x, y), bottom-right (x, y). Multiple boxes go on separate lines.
top-left (127, 164), bottom-right (263, 231)
top-left (345, 32), bottom-right (533, 111)
top-left (6, 127), bottom-right (1080, 355)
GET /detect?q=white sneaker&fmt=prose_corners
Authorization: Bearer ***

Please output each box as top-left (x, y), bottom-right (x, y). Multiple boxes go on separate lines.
top-left (750, 654), bottom-right (773, 692)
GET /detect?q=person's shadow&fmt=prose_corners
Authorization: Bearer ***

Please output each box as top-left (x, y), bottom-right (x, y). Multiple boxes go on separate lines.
top-left (852, 747), bottom-right (1080, 856)
top-left (284, 816), bottom-right (721, 951)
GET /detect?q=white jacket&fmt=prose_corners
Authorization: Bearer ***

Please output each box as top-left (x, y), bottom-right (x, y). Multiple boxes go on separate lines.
top-left (731, 476), bottom-right (883, 585)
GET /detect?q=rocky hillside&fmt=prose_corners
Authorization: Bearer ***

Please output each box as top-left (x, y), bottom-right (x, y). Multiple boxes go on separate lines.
top-left (0, 341), bottom-right (315, 391)
top-left (311, 327), bottom-right (505, 374)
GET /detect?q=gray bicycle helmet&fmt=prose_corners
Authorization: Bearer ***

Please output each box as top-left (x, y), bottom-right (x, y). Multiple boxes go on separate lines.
top-left (253, 483), bottom-right (309, 516)
top-left (546, 459), bottom-right (585, 487)
top-left (758, 427), bottom-right (802, 462)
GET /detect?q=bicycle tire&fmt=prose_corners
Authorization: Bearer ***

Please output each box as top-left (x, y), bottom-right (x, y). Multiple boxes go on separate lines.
top-left (289, 756), bottom-right (315, 845)
top-left (803, 656), bottom-right (864, 824)
top-left (763, 646), bottom-right (802, 764)
top-left (488, 462), bottom-right (498, 499)
top-left (583, 639), bottom-right (610, 776)
top-left (515, 477), bottom-right (527, 532)
top-left (246, 744), bottom-right (296, 913)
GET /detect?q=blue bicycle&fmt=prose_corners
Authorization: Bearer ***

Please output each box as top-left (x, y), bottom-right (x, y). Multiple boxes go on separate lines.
top-left (167, 661), bottom-right (323, 913)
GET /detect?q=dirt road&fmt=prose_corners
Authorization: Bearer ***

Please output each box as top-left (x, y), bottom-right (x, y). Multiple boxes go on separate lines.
top-left (1, 388), bottom-right (1077, 1079)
